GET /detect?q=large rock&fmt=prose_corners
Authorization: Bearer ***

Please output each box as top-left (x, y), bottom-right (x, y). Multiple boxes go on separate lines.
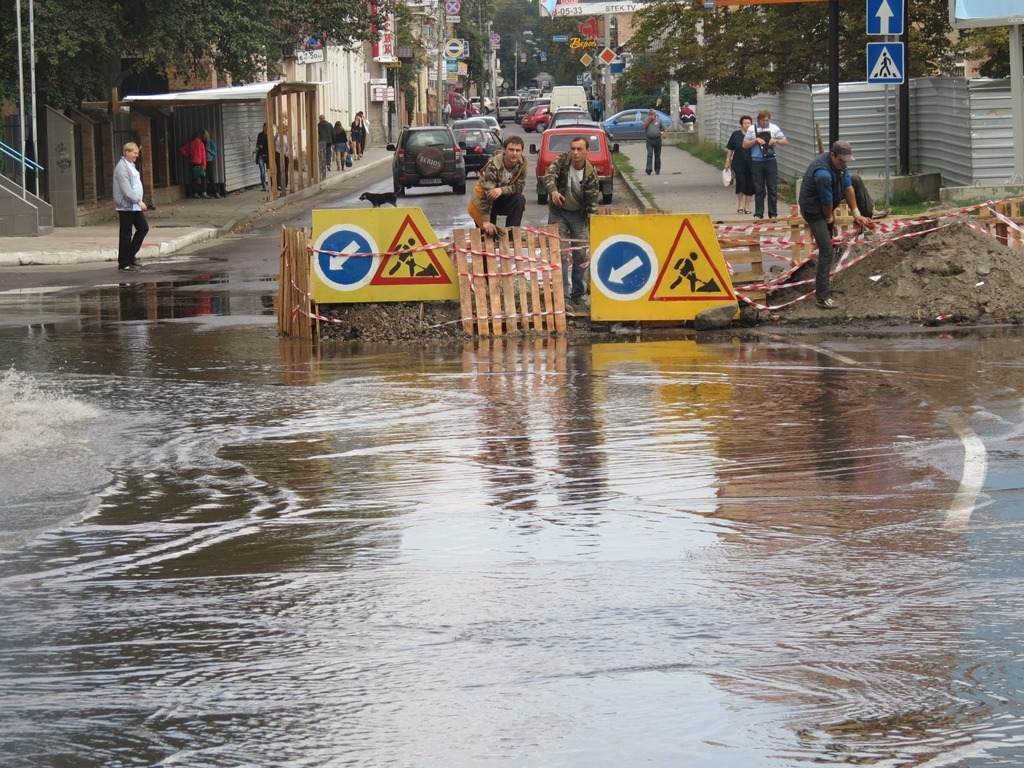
top-left (694, 303), bottom-right (738, 331)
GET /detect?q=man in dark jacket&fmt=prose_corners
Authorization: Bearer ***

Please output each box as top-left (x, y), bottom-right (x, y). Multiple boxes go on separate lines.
top-left (798, 140), bottom-right (874, 309)
top-left (544, 136), bottom-right (600, 306)
top-left (317, 115), bottom-right (335, 178)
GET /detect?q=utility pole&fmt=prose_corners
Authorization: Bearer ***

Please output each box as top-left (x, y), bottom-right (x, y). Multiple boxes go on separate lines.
top-left (15, 0), bottom-right (26, 199)
top-left (828, 0), bottom-right (839, 145)
top-left (28, 0), bottom-right (38, 196)
top-left (436, 0), bottom-right (445, 123)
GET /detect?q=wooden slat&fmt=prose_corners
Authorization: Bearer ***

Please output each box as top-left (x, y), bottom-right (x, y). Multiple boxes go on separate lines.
top-left (545, 226), bottom-right (567, 334)
top-left (452, 230), bottom-right (475, 334)
top-left (537, 228), bottom-right (557, 333)
top-left (498, 228), bottom-right (519, 334)
top-left (524, 229), bottom-right (544, 333)
top-left (510, 227), bottom-right (532, 333)
top-left (469, 229), bottom-right (490, 337)
top-left (485, 233), bottom-right (503, 337)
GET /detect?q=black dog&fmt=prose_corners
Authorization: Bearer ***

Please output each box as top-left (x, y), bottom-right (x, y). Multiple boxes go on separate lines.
top-left (359, 192), bottom-right (398, 208)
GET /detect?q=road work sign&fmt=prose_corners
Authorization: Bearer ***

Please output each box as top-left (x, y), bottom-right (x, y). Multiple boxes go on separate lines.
top-left (311, 208), bottom-right (458, 303)
top-left (590, 214), bottom-right (736, 322)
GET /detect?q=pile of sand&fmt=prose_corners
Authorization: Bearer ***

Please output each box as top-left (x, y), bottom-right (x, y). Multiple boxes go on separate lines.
top-left (778, 221), bottom-right (1024, 324)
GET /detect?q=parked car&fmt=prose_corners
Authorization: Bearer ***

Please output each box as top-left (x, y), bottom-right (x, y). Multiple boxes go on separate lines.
top-left (455, 128), bottom-right (502, 177)
top-left (388, 125), bottom-right (466, 196)
top-left (497, 96), bottom-right (521, 122)
top-left (601, 108), bottom-right (673, 141)
top-left (529, 126), bottom-right (618, 205)
top-left (546, 107), bottom-right (598, 131)
top-left (521, 104), bottom-right (551, 132)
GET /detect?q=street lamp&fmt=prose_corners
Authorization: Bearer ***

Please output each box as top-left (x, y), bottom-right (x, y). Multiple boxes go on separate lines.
top-left (514, 31), bottom-right (535, 93)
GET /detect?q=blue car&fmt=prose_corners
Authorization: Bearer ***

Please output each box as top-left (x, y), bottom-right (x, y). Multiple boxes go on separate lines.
top-left (602, 109), bottom-right (673, 141)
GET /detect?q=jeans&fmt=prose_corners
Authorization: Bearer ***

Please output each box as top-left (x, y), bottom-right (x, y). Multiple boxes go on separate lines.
top-left (645, 137), bottom-right (662, 174)
top-left (117, 210), bottom-right (149, 268)
top-left (807, 216), bottom-right (834, 301)
top-left (256, 156), bottom-right (267, 189)
top-left (751, 157), bottom-right (779, 218)
top-left (489, 193), bottom-right (525, 227)
top-left (319, 141), bottom-right (332, 177)
top-left (549, 206), bottom-right (589, 300)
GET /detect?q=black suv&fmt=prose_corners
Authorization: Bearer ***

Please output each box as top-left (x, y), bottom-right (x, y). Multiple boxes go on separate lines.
top-left (388, 126), bottom-right (466, 196)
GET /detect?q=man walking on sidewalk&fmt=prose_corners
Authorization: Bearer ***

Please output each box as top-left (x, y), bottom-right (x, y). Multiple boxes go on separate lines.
top-left (743, 110), bottom-right (787, 219)
top-left (113, 142), bottom-right (149, 272)
top-left (798, 140), bottom-right (873, 309)
top-left (317, 115), bottom-right (334, 178)
top-left (643, 109), bottom-right (664, 176)
top-left (544, 136), bottom-right (600, 306)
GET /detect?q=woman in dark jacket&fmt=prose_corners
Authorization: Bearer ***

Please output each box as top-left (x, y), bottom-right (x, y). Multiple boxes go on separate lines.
top-left (350, 112), bottom-right (367, 160)
top-left (725, 115), bottom-right (755, 214)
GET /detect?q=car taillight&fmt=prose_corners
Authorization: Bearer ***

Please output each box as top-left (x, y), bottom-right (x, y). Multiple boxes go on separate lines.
top-left (454, 146), bottom-right (461, 160)
top-left (473, 145), bottom-right (483, 153)
top-left (398, 149), bottom-right (405, 161)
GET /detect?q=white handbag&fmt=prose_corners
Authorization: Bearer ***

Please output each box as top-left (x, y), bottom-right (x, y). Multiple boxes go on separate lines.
top-left (721, 168), bottom-right (733, 187)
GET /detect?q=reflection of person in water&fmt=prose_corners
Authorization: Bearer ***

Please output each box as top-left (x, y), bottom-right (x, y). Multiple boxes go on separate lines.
top-left (388, 237), bottom-right (439, 278)
top-left (669, 251), bottom-right (720, 293)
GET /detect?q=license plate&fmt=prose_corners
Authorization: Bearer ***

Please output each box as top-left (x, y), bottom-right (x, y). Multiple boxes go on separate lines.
top-left (419, 178), bottom-right (443, 185)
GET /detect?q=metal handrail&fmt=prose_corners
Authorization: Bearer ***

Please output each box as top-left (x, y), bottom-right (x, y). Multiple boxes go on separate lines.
top-left (0, 139), bottom-right (44, 172)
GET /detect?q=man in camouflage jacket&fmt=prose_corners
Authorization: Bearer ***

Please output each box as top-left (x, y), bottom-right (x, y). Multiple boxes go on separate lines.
top-left (468, 135), bottom-right (528, 237)
top-left (544, 136), bottom-right (599, 305)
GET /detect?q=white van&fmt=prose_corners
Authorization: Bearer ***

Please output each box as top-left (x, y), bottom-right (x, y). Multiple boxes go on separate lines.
top-left (497, 96), bottom-right (521, 122)
top-left (548, 86), bottom-right (589, 113)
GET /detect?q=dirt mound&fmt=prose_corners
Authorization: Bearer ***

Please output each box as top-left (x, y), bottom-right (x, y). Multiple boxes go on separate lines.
top-left (779, 222), bottom-right (1024, 324)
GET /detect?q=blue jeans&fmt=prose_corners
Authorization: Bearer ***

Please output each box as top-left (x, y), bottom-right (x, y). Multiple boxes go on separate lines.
top-left (645, 137), bottom-right (662, 174)
top-left (256, 156), bottom-right (267, 189)
top-left (751, 158), bottom-right (779, 218)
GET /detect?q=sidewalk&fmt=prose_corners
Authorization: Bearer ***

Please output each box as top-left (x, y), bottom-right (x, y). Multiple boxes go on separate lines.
top-left (616, 136), bottom-right (752, 219)
top-left (0, 148), bottom-right (392, 266)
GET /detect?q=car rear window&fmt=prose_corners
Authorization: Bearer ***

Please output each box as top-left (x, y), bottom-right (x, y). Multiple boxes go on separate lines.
top-left (499, 97), bottom-right (519, 106)
top-left (456, 129), bottom-right (496, 146)
top-left (405, 130), bottom-right (451, 149)
top-left (547, 134), bottom-right (604, 153)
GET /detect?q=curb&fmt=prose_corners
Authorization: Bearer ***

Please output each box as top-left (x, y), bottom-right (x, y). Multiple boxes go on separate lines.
top-left (1, 155), bottom-right (392, 267)
top-left (616, 164), bottom-right (652, 213)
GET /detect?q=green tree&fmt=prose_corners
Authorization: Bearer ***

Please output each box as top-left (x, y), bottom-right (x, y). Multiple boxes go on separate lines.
top-left (1, 0), bottom-right (381, 109)
top-left (962, 26), bottom-right (1010, 77)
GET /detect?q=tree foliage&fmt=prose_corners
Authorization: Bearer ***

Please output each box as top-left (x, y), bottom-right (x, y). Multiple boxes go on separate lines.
top-left (962, 26), bottom-right (1010, 78)
top-left (1, 0), bottom-right (380, 108)
top-left (621, 0), bottom-right (960, 98)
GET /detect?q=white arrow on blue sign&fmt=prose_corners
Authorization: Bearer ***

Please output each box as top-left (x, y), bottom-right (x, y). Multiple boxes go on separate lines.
top-left (313, 225), bottom-right (379, 291)
top-left (591, 235), bottom-right (657, 301)
top-left (866, 42), bottom-right (905, 84)
top-left (867, 0), bottom-right (903, 35)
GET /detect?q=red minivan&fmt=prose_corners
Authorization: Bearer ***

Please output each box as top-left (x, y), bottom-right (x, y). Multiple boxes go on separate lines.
top-left (529, 127), bottom-right (618, 205)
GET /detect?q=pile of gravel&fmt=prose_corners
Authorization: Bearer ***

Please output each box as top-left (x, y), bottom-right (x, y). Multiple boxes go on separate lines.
top-left (778, 221), bottom-right (1024, 325)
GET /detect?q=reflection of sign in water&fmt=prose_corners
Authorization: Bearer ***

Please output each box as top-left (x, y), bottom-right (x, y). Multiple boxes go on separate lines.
top-left (650, 218), bottom-right (734, 302)
top-left (590, 214), bottom-right (736, 321)
top-left (313, 225), bottom-right (379, 292)
top-left (372, 215), bottom-right (451, 286)
top-left (311, 208), bottom-right (459, 303)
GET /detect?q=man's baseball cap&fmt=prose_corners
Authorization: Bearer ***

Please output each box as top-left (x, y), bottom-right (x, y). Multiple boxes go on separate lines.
top-left (831, 140), bottom-right (856, 160)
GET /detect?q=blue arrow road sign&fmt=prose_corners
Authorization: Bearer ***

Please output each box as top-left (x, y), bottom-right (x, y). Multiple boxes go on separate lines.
top-left (867, 42), bottom-right (905, 85)
top-left (867, 0), bottom-right (903, 35)
top-left (552, 34), bottom-right (569, 43)
top-left (314, 225), bottom-right (378, 291)
top-left (592, 235), bottom-right (657, 301)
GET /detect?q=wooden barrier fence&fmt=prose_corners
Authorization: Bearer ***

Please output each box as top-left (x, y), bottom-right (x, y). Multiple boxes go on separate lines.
top-left (277, 226), bottom-right (316, 340)
top-left (449, 226), bottom-right (566, 337)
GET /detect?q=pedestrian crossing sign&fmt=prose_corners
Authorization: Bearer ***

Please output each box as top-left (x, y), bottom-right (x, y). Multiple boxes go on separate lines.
top-left (310, 208), bottom-right (459, 303)
top-left (866, 42), bottom-right (904, 84)
top-left (589, 214), bottom-right (737, 322)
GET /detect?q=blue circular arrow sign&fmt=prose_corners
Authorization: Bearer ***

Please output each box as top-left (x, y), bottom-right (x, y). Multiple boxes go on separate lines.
top-left (591, 235), bottom-right (656, 301)
top-left (313, 225), bottom-right (379, 291)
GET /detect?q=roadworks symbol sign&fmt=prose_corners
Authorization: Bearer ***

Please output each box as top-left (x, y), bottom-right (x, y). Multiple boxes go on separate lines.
top-left (372, 214), bottom-right (449, 285)
top-left (311, 208), bottom-right (458, 303)
top-left (589, 214), bottom-right (736, 322)
top-left (649, 218), bottom-right (735, 301)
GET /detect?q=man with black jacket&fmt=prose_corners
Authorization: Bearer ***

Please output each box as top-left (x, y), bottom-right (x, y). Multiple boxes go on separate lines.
top-left (798, 140), bottom-right (874, 309)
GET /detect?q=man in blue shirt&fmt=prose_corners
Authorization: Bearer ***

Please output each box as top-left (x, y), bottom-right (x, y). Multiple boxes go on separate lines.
top-left (798, 140), bottom-right (874, 309)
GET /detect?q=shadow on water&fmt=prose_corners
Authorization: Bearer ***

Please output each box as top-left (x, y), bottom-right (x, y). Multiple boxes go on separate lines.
top-left (1, 328), bottom-right (1024, 765)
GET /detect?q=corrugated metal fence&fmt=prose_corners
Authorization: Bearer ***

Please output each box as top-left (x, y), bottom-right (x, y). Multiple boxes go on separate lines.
top-left (699, 77), bottom-right (1018, 187)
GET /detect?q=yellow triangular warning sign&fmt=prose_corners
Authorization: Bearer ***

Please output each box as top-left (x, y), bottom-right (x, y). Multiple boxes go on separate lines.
top-left (649, 218), bottom-right (735, 301)
top-left (372, 214), bottom-right (452, 285)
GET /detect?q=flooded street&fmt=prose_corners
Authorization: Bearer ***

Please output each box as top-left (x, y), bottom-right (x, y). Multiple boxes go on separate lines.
top-left (3, 185), bottom-right (1024, 765)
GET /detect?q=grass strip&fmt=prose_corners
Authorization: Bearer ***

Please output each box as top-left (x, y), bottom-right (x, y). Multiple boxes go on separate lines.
top-left (613, 153), bottom-right (659, 211)
top-left (673, 139), bottom-right (728, 169)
